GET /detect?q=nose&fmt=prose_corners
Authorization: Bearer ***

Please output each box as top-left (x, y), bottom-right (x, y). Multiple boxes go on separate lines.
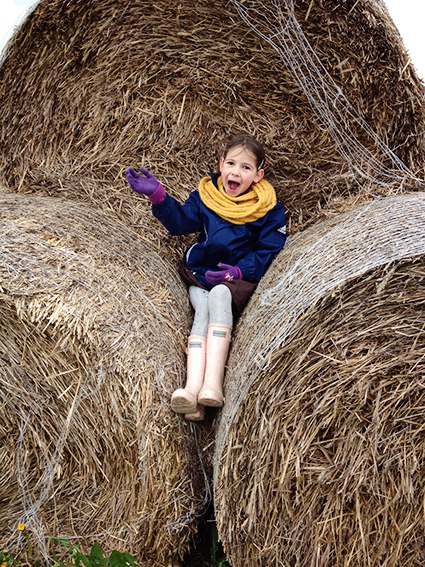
top-left (232, 165), bottom-right (242, 177)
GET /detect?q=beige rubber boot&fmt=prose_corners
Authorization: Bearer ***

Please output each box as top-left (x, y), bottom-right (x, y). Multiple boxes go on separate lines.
top-left (184, 405), bottom-right (206, 422)
top-left (171, 335), bottom-right (207, 414)
top-left (198, 324), bottom-right (232, 408)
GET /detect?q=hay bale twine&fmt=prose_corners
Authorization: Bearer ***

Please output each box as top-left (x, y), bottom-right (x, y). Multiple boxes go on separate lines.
top-left (0, 192), bottom-right (209, 565)
top-left (0, 0), bottom-right (424, 238)
top-left (214, 192), bottom-right (425, 567)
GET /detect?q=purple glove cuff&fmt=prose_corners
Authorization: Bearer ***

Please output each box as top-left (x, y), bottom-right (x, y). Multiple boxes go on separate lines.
top-left (148, 183), bottom-right (166, 204)
top-left (235, 266), bottom-right (242, 279)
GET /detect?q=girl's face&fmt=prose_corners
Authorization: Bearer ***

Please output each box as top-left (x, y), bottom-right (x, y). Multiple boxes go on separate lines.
top-left (219, 145), bottom-right (264, 197)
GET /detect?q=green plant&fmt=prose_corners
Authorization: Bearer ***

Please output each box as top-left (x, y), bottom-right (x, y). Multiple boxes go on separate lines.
top-left (1, 549), bottom-right (22, 567)
top-left (209, 524), bottom-right (229, 567)
top-left (49, 539), bottom-right (138, 567)
top-left (2, 523), bottom-right (230, 567)
top-left (1, 526), bottom-right (138, 567)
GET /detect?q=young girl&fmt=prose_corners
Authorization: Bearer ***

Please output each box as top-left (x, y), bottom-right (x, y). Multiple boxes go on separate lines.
top-left (125, 134), bottom-right (286, 421)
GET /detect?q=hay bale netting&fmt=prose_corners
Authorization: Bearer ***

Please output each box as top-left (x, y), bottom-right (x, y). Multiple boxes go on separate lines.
top-left (0, 0), bottom-right (424, 238)
top-left (0, 192), bottom-right (209, 565)
top-left (214, 192), bottom-right (425, 567)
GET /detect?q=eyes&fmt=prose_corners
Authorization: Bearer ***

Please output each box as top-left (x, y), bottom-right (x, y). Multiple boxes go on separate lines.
top-left (225, 160), bottom-right (254, 171)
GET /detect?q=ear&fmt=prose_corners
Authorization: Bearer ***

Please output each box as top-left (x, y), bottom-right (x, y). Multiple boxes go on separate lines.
top-left (254, 169), bottom-right (264, 183)
top-left (219, 157), bottom-right (224, 173)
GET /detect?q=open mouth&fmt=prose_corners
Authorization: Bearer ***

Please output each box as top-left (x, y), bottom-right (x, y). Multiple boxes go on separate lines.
top-left (227, 180), bottom-right (240, 192)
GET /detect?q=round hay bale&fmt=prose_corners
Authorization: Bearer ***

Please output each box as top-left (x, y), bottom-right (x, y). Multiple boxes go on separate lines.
top-left (0, 0), bottom-right (424, 239)
top-left (0, 192), bottom-right (210, 565)
top-left (214, 192), bottom-right (425, 566)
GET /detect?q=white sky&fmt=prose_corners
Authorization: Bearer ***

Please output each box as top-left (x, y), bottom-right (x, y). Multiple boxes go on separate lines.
top-left (384, 0), bottom-right (425, 81)
top-left (0, 0), bottom-right (424, 81)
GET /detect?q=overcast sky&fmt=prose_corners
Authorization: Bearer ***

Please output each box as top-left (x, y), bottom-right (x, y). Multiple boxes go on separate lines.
top-left (1, 0), bottom-right (424, 81)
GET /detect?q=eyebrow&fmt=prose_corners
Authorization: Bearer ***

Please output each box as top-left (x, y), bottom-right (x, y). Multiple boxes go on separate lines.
top-left (226, 157), bottom-right (255, 167)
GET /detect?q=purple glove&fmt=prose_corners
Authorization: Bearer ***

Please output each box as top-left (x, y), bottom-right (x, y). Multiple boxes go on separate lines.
top-left (125, 166), bottom-right (161, 196)
top-left (205, 263), bottom-right (242, 285)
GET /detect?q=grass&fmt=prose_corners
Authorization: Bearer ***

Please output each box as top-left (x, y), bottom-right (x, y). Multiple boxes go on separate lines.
top-left (1, 523), bottom-right (230, 567)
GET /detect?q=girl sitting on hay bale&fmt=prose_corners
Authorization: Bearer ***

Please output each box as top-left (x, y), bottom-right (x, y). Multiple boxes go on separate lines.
top-left (125, 134), bottom-right (286, 420)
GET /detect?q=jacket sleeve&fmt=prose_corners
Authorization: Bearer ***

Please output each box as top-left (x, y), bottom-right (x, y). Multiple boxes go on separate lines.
top-left (151, 191), bottom-right (204, 236)
top-left (236, 204), bottom-right (287, 282)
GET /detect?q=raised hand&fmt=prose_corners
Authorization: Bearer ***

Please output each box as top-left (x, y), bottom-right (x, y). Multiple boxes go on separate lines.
top-left (125, 167), bottom-right (161, 196)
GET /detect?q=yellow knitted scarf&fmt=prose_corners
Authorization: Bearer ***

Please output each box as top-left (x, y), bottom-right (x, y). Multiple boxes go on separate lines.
top-left (198, 176), bottom-right (277, 225)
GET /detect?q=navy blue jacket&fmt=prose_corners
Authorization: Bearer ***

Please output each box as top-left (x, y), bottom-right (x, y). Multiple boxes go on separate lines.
top-left (152, 175), bottom-right (286, 286)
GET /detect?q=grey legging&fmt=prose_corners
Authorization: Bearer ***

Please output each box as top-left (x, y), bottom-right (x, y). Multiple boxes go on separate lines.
top-left (189, 285), bottom-right (233, 337)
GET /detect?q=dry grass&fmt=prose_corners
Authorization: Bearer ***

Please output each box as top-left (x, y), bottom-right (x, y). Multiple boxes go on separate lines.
top-left (214, 192), bottom-right (425, 567)
top-left (0, 192), bottom-right (213, 566)
top-left (1, 1), bottom-right (425, 564)
top-left (0, 0), bottom-right (424, 248)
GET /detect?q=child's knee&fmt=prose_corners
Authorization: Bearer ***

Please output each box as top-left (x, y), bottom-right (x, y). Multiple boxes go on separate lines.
top-left (208, 284), bottom-right (232, 307)
top-left (189, 286), bottom-right (209, 313)
top-left (208, 285), bottom-right (233, 326)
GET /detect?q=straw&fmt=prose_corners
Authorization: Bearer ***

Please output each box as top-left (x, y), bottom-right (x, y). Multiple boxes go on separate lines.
top-left (0, 0), bottom-right (424, 244)
top-left (214, 191), bottom-right (425, 567)
top-left (0, 192), bottom-right (211, 565)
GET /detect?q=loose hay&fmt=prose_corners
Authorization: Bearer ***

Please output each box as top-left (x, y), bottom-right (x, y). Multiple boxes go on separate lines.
top-left (0, 193), bottom-right (209, 566)
top-left (0, 0), bottom-right (424, 243)
top-left (214, 192), bottom-right (425, 567)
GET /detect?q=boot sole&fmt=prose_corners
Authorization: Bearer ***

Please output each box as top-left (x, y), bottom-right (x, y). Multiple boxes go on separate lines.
top-left (171, 389), bottom-right (198, 413)
top-left (198, 390), bottom-right (224, 408)
top-left (185, 406), bottom-right (205, 421)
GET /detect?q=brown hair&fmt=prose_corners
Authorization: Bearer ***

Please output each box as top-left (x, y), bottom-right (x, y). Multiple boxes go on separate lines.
top-left (223, 134), bottom-right (266, 170)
